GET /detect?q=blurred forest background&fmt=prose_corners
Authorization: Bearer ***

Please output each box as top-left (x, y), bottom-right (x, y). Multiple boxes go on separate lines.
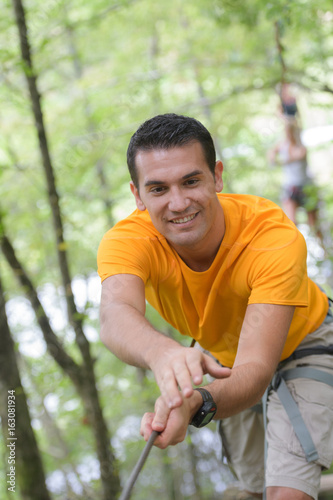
top-left (1, 0), bottom-right (333, 499)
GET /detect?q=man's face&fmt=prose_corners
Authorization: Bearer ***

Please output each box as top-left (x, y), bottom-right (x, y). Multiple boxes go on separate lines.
top-left (130, 141), bottom-right (224, 253)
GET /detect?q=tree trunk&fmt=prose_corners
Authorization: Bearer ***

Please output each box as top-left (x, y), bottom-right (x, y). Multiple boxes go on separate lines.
top-left (274, 20), bottom-right (287, 82)
top-left (1, 219), bottom-right (121, 498)
top-left (11, 0), bottom-right (121, 497)
top-left (0, 276), bottom-right (51, 500)
top-left (0, 232), bottom-right (83, 388)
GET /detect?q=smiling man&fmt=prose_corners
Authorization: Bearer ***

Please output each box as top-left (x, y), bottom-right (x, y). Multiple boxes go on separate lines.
top-left (98, 113), bottom-right (333, 500)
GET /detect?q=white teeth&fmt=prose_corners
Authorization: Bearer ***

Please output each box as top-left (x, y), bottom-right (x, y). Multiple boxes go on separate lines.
top-left (171, 214), bottom-right (196, 224)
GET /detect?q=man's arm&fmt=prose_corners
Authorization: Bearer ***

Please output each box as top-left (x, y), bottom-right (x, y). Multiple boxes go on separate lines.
top-left (210, 302), bottom-right (295, 417)
top-left (100, 274), bottom-right (230, 408)
top-left (143, 303), bottom-right (295, 447)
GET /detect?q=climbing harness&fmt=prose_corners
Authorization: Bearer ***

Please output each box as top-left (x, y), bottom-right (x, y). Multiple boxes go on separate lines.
top-left (262, 351), bottom-right (333, 460)
top-left (119, 303), bottom-right (333, 499)
top-left (261, 299), bottom-right (333, 498)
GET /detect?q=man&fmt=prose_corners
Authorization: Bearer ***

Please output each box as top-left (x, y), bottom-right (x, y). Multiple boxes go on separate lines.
top-left (98, 113), bottom-right (333, 500)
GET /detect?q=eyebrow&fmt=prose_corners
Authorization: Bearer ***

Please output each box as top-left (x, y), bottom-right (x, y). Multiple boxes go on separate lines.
top-left (144, 170), bottom-right (203, 187)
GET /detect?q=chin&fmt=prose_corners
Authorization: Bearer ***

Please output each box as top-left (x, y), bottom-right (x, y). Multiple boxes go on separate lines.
top-left (169, 233), bottom-right (201, 248)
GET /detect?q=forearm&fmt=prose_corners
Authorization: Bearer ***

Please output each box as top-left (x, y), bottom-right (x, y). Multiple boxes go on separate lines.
top-left (100, 302), bottom-right (180, 370)
top-left (101, 291), bottom-right (231, 410)
top-left (202, 304), bottom-right (294, 420)
top-left (190, 361), bottom-right (273, 421)
top-left (147, 305), bottom-right (294, 446)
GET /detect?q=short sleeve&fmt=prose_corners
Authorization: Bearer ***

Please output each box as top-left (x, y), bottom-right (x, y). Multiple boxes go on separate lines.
top-left (97, 231), bottom-right (152, 283)
top-left (247, 226), bottom-right (308, 306)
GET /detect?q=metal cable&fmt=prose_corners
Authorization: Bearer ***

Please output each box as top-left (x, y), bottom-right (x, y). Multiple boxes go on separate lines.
top-left (119, 430), bottom-right (160, 500)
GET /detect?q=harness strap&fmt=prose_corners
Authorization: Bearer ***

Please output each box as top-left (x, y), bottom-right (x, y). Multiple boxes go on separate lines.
top-left (272, 371), bottom-right (319, 462)
top-left (281, 366), bottom-right (333, 387)
top-left (282, 344), bottom-right (333, 363)
top-left (262, 346), bottom-right (333, 499)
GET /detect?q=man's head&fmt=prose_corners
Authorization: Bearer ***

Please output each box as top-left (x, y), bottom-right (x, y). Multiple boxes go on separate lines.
top-left (127, 113), bottom-right (216, 188)
top-left (127, 114), bottom-right (225, 264)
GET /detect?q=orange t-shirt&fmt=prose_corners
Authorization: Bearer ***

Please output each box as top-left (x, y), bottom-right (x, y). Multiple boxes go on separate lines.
top-left (97, 194), bottom-right (328, 367)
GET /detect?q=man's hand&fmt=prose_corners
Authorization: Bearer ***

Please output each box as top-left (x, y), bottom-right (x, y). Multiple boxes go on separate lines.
top-left (140, 395), bottom-right (195, 449)
top-left (147, 345), bottom-right (230, 410)
top-left (100, 275), bottom-right (230, 411)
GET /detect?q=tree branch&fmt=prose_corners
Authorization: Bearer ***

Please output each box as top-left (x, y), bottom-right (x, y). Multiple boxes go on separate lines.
top-left (1, 213), bottom-right (120, 497)
top-left (11, 0), bottom-right (91, 363)
top-left (274, 20), bottom-right (287, 83)
top-left (0, 230), bottom-right (83, 389)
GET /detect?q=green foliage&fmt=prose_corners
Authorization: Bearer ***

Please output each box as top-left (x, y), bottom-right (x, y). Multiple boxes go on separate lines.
top-left (1, 0), bottom-right (333, 498)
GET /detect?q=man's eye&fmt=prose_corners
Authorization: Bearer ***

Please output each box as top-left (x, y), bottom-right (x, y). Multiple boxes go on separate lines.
top-left (150, 187), bottom-right (165, 194)
top-left (185, 179), bottom-right (199, 186)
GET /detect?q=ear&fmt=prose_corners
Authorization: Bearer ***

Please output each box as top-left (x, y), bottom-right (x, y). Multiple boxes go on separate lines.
top-left (130, 181), bottom-right (146, 211)
top-left (214, 160), bottom-right (224, 192)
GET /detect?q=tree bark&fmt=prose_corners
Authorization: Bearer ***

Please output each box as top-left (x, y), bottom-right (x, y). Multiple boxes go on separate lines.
top-left (1, 218), bottom-right (121, 498)
top-left (11, 0), bottom-right (121, 497)
top-left (0, 231), bottom-right (83, 388)
top-left (274, 20), bottom-right (287, 82)
top-left (0, 275), bottom-right (51, 500)
top-left (11, 0), bottom-right (87, 361)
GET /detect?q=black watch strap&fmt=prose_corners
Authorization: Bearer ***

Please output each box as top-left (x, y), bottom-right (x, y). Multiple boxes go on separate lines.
top-left (194, 387), bottom-right (214, 402)
top-left (190, 388), bottom-right (217, 428)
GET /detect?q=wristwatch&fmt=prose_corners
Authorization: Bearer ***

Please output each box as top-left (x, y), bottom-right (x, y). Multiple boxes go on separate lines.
top-left (190, 388), bottom-right (217, 428)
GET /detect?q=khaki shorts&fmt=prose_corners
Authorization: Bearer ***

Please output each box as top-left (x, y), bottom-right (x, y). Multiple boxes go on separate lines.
top-left (219, 318), bottom-right (333, 499)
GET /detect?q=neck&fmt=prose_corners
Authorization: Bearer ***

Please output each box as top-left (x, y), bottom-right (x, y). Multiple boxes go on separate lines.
top-left (177, 243), bottom-right (223, 272)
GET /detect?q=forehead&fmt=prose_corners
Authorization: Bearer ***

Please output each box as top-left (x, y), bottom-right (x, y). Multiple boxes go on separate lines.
top-left (135, 141), bottom-right (209, 184)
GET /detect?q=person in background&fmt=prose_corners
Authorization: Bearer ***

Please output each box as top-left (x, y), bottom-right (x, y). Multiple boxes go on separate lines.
top-left (268, 117), bottom-right (322, 243)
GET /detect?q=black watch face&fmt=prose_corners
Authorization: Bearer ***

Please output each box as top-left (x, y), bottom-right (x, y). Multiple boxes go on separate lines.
top-left (200, 410), bottom-right (215, 426)
top-left (193, 401), bottom-right (216, 428)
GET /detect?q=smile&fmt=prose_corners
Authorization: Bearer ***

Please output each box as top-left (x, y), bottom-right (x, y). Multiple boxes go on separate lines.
top-left (170, 213), bottom-right (197, 224)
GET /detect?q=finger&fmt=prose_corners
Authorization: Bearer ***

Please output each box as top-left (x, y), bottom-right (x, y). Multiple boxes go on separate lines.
top-left (168, 349), bottom-right (206, 399)
top-left (158, 367), bottom-right (184, 409)
top-left (152, 396), bottom-right (171, 432)
top-left (171, 359), bottom-right (196, 399)
top-left (152, 430), bottom-right (182, 450)
top-left (185, 350), bottom-right (205, 388)
top-left (170, 348), bottom-right (207, 398)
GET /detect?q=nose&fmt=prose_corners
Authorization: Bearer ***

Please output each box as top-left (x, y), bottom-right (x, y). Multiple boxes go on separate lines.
top-left (168, 187), bottom-right (191, 213)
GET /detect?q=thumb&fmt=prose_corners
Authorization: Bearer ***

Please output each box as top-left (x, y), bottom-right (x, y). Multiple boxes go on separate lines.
top-left (140, 412), bottom-right (155, 441)
top-left (152, 397), bottom-right (171, 432)
top-left (203, 355), bottom-right (231, 379)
